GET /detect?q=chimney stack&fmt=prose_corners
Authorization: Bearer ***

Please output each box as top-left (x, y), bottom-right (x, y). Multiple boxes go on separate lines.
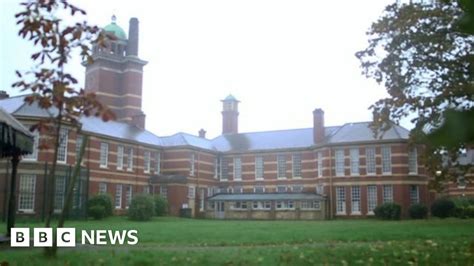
top-left (131, 111), bottom-right (146, 129)
top-left (0, 91), bottom-right (9, 100)
top-left (127, 18), bottom-right (139, 56)
top-left (313, 108), bottom-right (325, 144)
top-left (198, 129), bottom-right (207, 138)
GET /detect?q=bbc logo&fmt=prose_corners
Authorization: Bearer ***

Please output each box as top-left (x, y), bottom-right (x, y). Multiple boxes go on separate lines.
top-left (11, 228), bottom-right (75, 247)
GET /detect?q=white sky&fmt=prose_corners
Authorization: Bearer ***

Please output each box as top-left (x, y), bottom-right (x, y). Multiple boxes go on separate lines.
top-left (1, 0), bottom-right (410, 139)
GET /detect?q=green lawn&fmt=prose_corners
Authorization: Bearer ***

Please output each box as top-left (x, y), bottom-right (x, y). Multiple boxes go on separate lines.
top-left (1, 217), bottom-right (474, 265)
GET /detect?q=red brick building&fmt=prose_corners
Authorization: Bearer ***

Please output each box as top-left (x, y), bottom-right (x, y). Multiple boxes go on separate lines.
top-left (0, 16), bottom-right (444, 220)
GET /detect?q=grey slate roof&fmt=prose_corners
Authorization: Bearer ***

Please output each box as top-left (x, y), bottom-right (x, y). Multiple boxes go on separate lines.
top-left (207, 193), bottom-right (325, 201)
top-left (0, 94), bottom-right (410, 153)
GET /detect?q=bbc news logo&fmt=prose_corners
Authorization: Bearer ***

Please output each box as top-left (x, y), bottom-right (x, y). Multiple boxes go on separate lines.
top-left (11, 228), bottom-right (138, 247)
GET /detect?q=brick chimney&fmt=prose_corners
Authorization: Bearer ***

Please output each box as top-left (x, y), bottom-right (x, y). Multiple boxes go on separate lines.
top-left (126, 18), bottom-right (139, 56)
top-left (131, 112), bottom-right (146, 129)
top-left (198, 129), bottom-right (207, 138)
top-left (313, 108), bottom-right (325, 144)
top-left (0, 91), bottom-right (9, 100)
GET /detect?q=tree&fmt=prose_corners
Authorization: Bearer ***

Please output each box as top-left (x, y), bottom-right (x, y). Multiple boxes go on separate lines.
top-left (356, 0), bottom-right (473, 189)
top-left (13, 0), bottom-right (114, 256)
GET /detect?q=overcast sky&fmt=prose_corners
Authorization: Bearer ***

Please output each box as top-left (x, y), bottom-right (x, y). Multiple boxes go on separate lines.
top-left (1, 0), bottom-right (407, 138)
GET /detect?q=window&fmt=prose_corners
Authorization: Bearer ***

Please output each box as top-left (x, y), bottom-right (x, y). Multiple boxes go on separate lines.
top-left (117, 146), bottom-right (124, 170)
top-left (276, 201), bottom-right (294, 210)
top-left (351, 186), bottom-right (361, 214)
top-left (367, 185), bottom-right (377, 213)
top-left (383, 185), bottom-right (393, 203)
top-left (234, 186), bottom-right (243, 194)
top-left (199, 189), bottom-right (205, 211)
top-left (127, 147), bottom-right (134, 171)
top-left (233, 157), bottom-right (242, 180)
top-left (214, 157), bottom-right (220, 179)
top-left (410, 185), bottom-right (419, 204)
top-left (254, 186), bottom-right (265, 193)
top-left (336, 186), bottom-right (346, 214)
top-left (408, 147), bottom-right (418, 174)
top-left (220, 157), bottom-right (229, 180)
top-left (75, 135), bottom-right (84, 164)
top-left (381, 146), bottom-right (392, 174)
top-left (57, 128), bottom-right (68, 163)
top-left (99, 182), bottom-right (107, 194)
top-left (276, 185), bottom-right (287, 193)
top-left (190, 153), bottom-right (196, 176)
top-left (227, 187), bottom-right (234, 194)
top-left (54, 176), bottom-right (66, 211)
top-left (188, 186), bottom-right (195, 198)
top-left (366, 147), bottom-right (376, 175)
top-left (231, 201), bottom-right (248, 210)
top-left (317, 151), bottom-right (323, 177)
top-left (292, 185), bottom-right (303, 193)
top-left (159, 186), bottom-right (168, 198)
top-left (350, 148), bottom-right (359, 175)
top-left (115, 184), bottom-right (122, 209)
top-left (252, 201), bottom-right (271, 210)
top-left (155, 152), bottom-right (161, 174)
top-left (18, 175), bottom-right (36, 212)
top-left (99, 142), bottom-right (108, 168)
top-left (125, 185), bottom-right (133, 208)
top-left (277, 154), bottom-right (287, 179)
top-left (143, 151), bottom-right (151, 173)
top-left (292, 153), bottom-right (302, 178)
top-left (255, 155), bottom-right (264, 180)
top-left (301, 201), bottom-right (321, 210)
top-left (143, 186), bottom-right (150, 194)
top-left (335, 149), bottom-right (345, 176)
top-left (23, 130), bottom-right (39, 160)
top-left (316, 184), bottom-right (324, 194)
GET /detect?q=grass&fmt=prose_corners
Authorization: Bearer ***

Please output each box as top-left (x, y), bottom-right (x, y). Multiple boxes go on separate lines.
top-left (1, 217), bottom-right (474, 265)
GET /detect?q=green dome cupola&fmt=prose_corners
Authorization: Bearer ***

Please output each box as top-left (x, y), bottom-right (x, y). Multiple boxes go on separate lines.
top-left (103, 15), bottom-right (127, 40)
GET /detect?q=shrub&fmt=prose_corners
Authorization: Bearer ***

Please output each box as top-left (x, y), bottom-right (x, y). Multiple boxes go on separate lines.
top-left (374, 203), bottom-right (401, 220)
top-left (88, 205), bottom-right (105, 220)
top-left (87, 194), bottom-right (113, 219)
top-left (452, 197), bottom-right (474, 218)
top-left (431, 198), bottom-right (455, 218)
top-left (129, 194), bottom-right (155, 221)
top-left (154, 196), bottom-right (168, 216)
top-left (408, 203), bottom-right (428, 219)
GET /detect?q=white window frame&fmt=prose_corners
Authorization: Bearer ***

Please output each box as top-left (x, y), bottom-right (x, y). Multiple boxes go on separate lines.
top-left (127, 147), bottom-right (134, 171)
top-left (190, 153), bottom-right (196, 176)
top-left (335, 149), bottom-right (345, 176)
top-left (383, 185), bottom-right (393, 203)
top-left (220, 157), bottom-right (228, 181)
top-left (381, 146), bottom-right (392, 174)
top-left (366, 147), bottom-right (376, 175)
top-left (54, 176), bottom-right (66, 212)
top-left (317, 151), bottom-right (323, 177)
top-left (155, 152), bottom-right (161, 174)
top-left (214, 157), bottom-right (219, 179)
top-left (276, 185), bottom-right (287, 193)
top-left (23, 130), bottom-right (39, 161)
top-left (301, 200), bottom-right (321, 210)
top-left (233, 157), bottom-right (242, 181)
top-left (255, 155), bottom-right (264, 180)
top-left (351, 186), bottom-right (361, 214)
top-left (188, 186), bottom-right (195, 199)
top-left (408, 147), bottom-right (418, 174)
top-left (99, 142), bottom-right (108, 168)
top-left (336, 186), bottom-right (346, 214)
top-left (350, 148), bottom-right (359, 176)
top-left (367, 185), bottom-right (377, 214)
top-left (292, 153), bottom-right (302, 178)
top-left (143, 150), bottom-right (151, 173)
top-left (125, 185), bottom-right (133, 208)
top-left (291, 185), bottom-right (303, 193)
top-left (57, 128), bottom-right (68, 163)
top-left (18, 174), bottom-right (36, 212)
top-left (277, 154), bottom-right (287, 179)
top-left (115, 184), bottom-right (123, 209)
top-left (117, 145), bottom-right (124, 170)
top-left (75, 134), bottom-right (84, 164)
top-left (276, 200), bottom-right (294, 210)
top-left (410, 185), bottom-right (419, 204)
top-left (99, 182), bottom-right (107, 194)
top-left (160, 185), bottom-right (168, 198)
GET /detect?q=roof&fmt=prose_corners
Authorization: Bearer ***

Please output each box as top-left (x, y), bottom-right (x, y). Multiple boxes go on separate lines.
top-left (207, 193), bottom-right (325, 201)
top-left (0, 107), bottom-right (34, 157)
top-left (103, 16), bottom-right (127, 40)
top-left (223, 94), bottom-right (238, 102)
top-left (0, 95), bottom-right (410, 153)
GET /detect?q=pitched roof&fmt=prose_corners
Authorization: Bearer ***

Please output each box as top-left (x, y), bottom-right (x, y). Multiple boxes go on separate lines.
top-left (0, 95), bottom-right (410, 153)
top-left (207, 193), bottom-right (325, 201)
